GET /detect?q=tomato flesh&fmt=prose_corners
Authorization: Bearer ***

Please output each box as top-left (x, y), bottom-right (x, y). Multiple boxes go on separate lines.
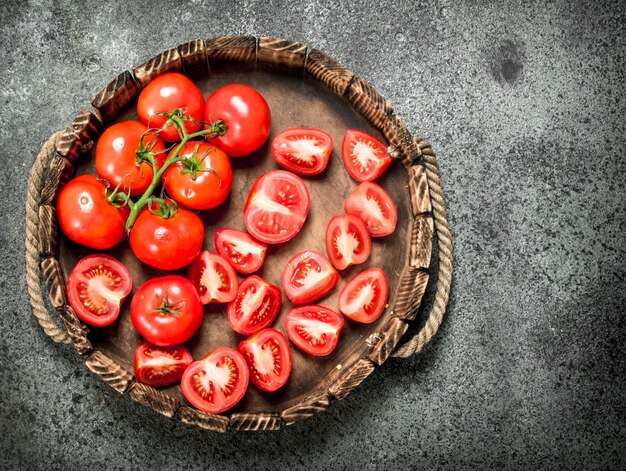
top-left (325, 214), bottom-right (371, 270)
top-left (344, 181), bottom-right (398, 237)
top-left (238, 328), bottom-right (292, 392)
top-left (227, 276), bottom-right (282, 335)
top-left (284, 305), bottom-right (344, 356)
top-left (137, 72), bottom-right (204, 142)
top-left (66, 254), bottom-right (132, 327)
top-left (338, 268), bottom-right (389, 324)
top-left (282, 250), bottom-right (339, 305)
top-left (214, 228), bottom-right (267, 274)
top-left (130, 275), bottom-right (204, 346)
top-left (271, 128), bottom-right (333, 176)
top-left (342, 130), bottom-right (392, 182)
top-left (134, 341), bottom-right (193, 388)
top-left (182, 347), bottom-right (249, 414)
top-left (244, 170), bottom-right (310, 244)
top-left (188, 251), bottom-right (239, 304)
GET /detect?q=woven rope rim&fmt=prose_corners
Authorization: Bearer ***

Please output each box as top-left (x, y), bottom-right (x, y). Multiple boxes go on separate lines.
top-left (25, 132), bottom-right (452, 355)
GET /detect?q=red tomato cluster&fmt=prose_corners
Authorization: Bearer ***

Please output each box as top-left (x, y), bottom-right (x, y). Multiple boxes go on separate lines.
top-left (60, 73), bottom-right (400, 415)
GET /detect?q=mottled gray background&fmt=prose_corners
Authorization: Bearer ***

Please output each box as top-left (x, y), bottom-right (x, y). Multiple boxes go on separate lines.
top-left (1, 0), bottom-right (625, 469)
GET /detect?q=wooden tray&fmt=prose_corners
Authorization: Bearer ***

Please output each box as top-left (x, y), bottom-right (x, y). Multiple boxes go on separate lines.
top-left (30, 36), bottom-right (436, 431)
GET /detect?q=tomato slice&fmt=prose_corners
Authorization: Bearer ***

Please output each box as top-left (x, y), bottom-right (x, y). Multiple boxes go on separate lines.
top-left (244, 170), bottom-right (310, 244)
top-left (188, 251), bottom-right (239, 304)
top-left (338, 268), bottom-right (389, 324)
top-left (181, 347), bottom-right (249, 414)
top-left (227, 276), bottom-right (282, 335)
top-left (284, 305), bottom-right (344, 356)
top-left (325, 214), bottom-right (372, 270)
top-left (271, 128), bottom-right (333, 176)
top-left (344, 182), bottom-right (398, 237)
top-left (238, 328), bottom-right (292, 392)
top-left (66, 254), bottom-right (132, 327)
top-left (134, 341), bottom-right (193, 388)
top-left (342, 130), bottom-right (392, 182)
top-left (214, 228), bottom-right (267, 274)
top-left (282, 250), bottom-right (339, 305)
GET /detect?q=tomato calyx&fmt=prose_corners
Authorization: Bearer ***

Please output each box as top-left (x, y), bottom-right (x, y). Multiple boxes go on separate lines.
top-left (147, 197), bottom-right (178, 219)
top-left (178, 142), bottom-right (221, 183)
top-left (101, 178), bottom-right (131, 209)
top-left (151, 291), bottom-right (184, 317)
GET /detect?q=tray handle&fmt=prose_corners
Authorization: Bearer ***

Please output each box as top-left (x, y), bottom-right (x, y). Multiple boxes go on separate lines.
top-left (25, 131), bottom-right (71, 344)
top-left (391, 138), bottom-right (453, 358)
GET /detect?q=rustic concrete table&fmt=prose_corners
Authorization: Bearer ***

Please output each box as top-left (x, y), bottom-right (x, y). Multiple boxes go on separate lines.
top-left (1, 0), bottom-right (624, 469)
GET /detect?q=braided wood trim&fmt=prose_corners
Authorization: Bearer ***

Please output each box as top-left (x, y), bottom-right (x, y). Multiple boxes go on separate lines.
top-left (133, 47), bottom-right (183, 88)
top-left (347, 76), bottom-right (393, 129)
top-left (366, 318), bottom-right (409, 365)
top-left (382, 114), bottom-right (422, 168)
top-left (305, 49), bottom-right (354, 96)
top-left (39, 155), bottom-right (73, 206)
top-left (178, 38), bottom-right (207, 74)
top-left (176, 406), bottom-right (229, 432)
top-left (91, 70), bottom-right (140, 123)
top-left (394, 268), bottom-right (429, 321)
top-left (328, 359), bottom-right (375, 400)
top-left (85, 351), bottom-right (133, 393)
top-left (40, 256), bottom-right (67, 309)
top-left (282, 394), bottom-right (331, 425)
top-left (410, 215), bottom-right (434, 269)
top-left (409, 164), bottom-right (432, 216)
top-left (205, 35), bottom-right (256, 63)
top-left (56, 110), bottom-right (103, 163)
top-left (58, 305), bottom-right (92, 355)
top-left (229, 412), bottom-right (282, 431)
top-left (37, 204), bottom-right (58, 258)
top-left (257, 37), bottom-right (307, 69)
top-left (129, 382), bottom-right (181, 418)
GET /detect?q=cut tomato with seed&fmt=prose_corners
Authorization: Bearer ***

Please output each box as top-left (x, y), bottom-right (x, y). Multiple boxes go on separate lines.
top-left (244, 170), bottom-right (310, 244)
top-left (238, 328), bottom-right (292, 392)
top-left (338, 268), bottom-right (389, 324)
top-left (284, 305), bottom-right (344, 356)
top-left (342, 130), bottom-right (392, 182)
top-left (66, 254), bottom-right (132, 327)
top-left (325, 214), bottom-right (372, 270)
top-left (214, 228), bottom-right (267, 274)
top-left (181, 347), bottom-right (249, 414)
top-left (134, 341), bottom-right (193, 388)
top-left (271, 128), bottom-right (333, 176)
top-left (282, 250), bottom-right (339, 305)
top-left (227, 276), bottom-right (282, 335)
top-left (344, 181), bottom-right (398, 237)
top-left (188, 251), bottom-right (239, 304)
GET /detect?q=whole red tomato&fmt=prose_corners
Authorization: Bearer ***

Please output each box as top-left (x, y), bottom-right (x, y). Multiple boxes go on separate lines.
top-left (204, 84), bottom-right (271, 157)
top-left (95, 120), bottom-right (165, 196)
top-left (162, 141), bottom-right (233, 210)
top-left (130, 276), bottom-right (203, 346)
top-left (57, 175), bottom-right (129, 249)
top-left (129, 202), bottom-right (204, 270)
top-left (137, 72), bottom-right (204, 142)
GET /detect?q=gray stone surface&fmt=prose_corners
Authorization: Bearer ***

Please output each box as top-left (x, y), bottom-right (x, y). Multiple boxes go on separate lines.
top-left (1, 0), bottom-right (625, 469)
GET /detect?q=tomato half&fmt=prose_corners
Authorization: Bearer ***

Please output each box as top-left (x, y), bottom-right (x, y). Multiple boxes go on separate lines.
top-left (342, 130), bottom-right (393, 182)
top-left (238, 328), bottom-right (292, 392)
top-left (344, 182), bottom-right (398, 237)
top-left (181, 347), bottom-right (249, 414)
top-left (325, 214), bottom-right (372, 270)
top-left (244, 170), bottom-right (310, 244)
top-left (130, 275), bottom-right (203, 346)
top-left (214, 228), bottom-right (267, 274)
top-left (66, 254), bottom-right (132, 327)
top-left (129, 205), bottom-right (204, 270)
top-left (282, 250), bottom-right (339, 305)
top-left (271, 128), bottom-right (333, 176)
top-left (57, 175), bottom-right (130, 250)
top-left (137, 72), bottom-right (204, 142)
top-left (338, 268), bottom-right (389, 324)
top-left (188, 251), bottom-right (238, 304)
top-left (227, 276), bottom-right (282, 335)
top-left (163, 141), bottom-right (233, 210)
top-left (204, 84), bottom-right (271, 157)
top-left (134, 341), bottom-right (193, 388)
top-left (95, 121), bottom-right (165, 196)
top-left (284, 305), bottom-right (344, 356)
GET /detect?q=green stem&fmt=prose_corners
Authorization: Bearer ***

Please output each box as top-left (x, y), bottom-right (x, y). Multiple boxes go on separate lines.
top-left (124, 115), bottom-right (225, 231)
